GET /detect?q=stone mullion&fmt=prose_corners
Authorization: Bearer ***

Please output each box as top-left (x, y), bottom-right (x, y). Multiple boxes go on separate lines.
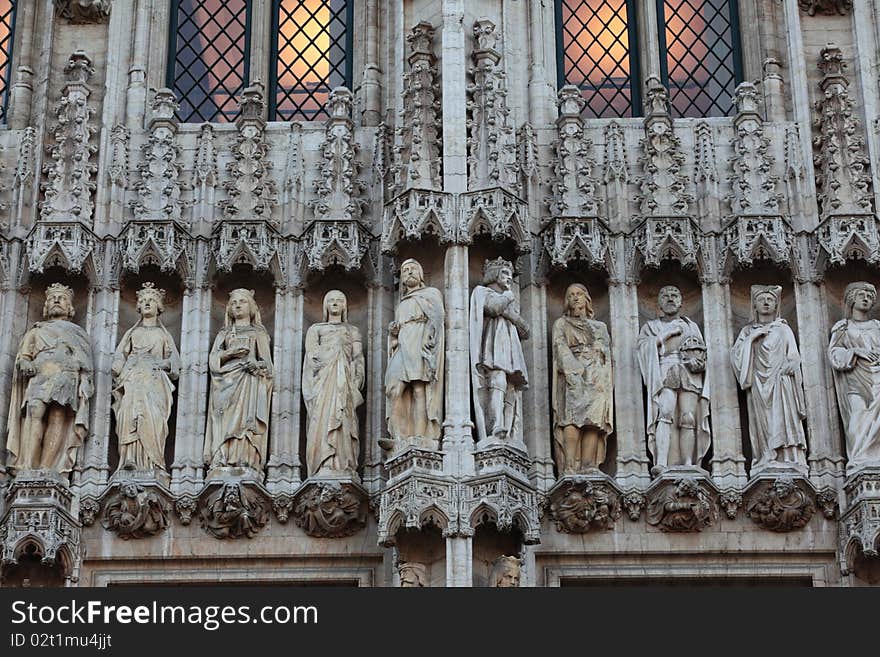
top-left (266, 285), bottom-right (302, 492)
top-left (795, 281), bottom-right (844, 490)
top-left (520, 279), bottom-right (553, 492)
top-left (361, 0), bottom-right (382, 126)
top-left (701, 278), bottom-right (747, 490)
top-left (247, 0), bottom-right (270, 105)
top-left (27, 3), bottom-right (57, 224)
top-left (608, 275), bottom-right (650, 491)
top-left (6, 0), bottom-right (38, 130)
top-left (364, 282), bottom-right (391, 495)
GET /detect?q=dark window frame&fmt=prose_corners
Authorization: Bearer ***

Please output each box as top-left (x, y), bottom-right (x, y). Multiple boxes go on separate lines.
top-left (0, 0), bottom-right (18, 124)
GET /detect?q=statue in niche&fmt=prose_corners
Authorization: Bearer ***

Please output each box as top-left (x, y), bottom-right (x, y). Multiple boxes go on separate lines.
top-left (828, 281), bottom-right (880, 471)
top-left (111, 283), bottom-right (181, 473)
top-left (384, 259), bottom-right (445, 452)
top-left (204, 289), bottom-right (273, 475)
top-left (731, 285), bottom-right (807, 472)
top-left (551, 283), bottom-right (614, 475)
top-left (6, 283), bottom-right (94, 475)
top-left (637, 285), bottom-right (711, 476)
top-left (469, 258), bottom-right (530, 447)
top-left (398, 562), bottom-right (427, 587)
top-left (490, 555), bottom-right (522, 587)
top-left (302, 290), bottom-right (364, 478)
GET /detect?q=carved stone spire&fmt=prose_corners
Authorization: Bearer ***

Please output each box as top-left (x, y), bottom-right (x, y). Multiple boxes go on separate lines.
top-left (107, 124), bottom-right (129, 188)
top-left (547, 85), bottom-right (599, 218)
top-left (637, 76), bottom-right (693, 217)
top-left (603, 121), bottom-right (629, 184)
top-left (220, 82), bottom-right (278, 224)
top-left (813, 44), bottom-right (873, 220)
top-left (393, 22), bottom-right (442, 193)
top-left (466, 18), bottom-right (517, 192)
top-left (727, 82), bottom-right (781, 216)
top-left (131, 89), bottom-right (182, 223)
top-left (40, 50), bottom-right (97, 225)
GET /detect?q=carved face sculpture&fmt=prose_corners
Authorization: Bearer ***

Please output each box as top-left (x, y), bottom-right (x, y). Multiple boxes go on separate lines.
top-left (43, 285), bottom-right (75, 320)
top-left (227, 290), bottom-right (256, 323)
top-left (323, 290), bottom-right (348, 323)
top-left (136, 289), bottom-right (164, 319)
top-left (496, 266), bottom-right (513, 291)
top-left (658, 286), bottom-right (682, 317)
top-left (400, 259), bottom-right (424, 291)
top-left (844, 282), bottom-right (877, 318)
top-left (398, 563), bottom-right (427, 588)
top-left (852, 288), bottom-right (876, 314)
top-left (754, 292), bottom-right (778, 319)
top-left (490, 556), bottom-right (522, 587)
top-left (564, 284), bottom-right (593, 319)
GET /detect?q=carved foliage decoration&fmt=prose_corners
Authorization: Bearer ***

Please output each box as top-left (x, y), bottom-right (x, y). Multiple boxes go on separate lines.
top-left (746, 478), bottom-right (816, 532)
top-left (41, 51), bottom-right (97, 225)
top-left (292, 481), bottom-right (368, 538)
top-left (646, 477), bottom-right (717, 532)
top-left (603, 121), bottom-right (629, 184)
top-left (131, 90), bottom-right (183, 223)
top-left (107, 124), bottom-right (129, 188)
top-left (727, 83), bottom-right (782, 216)
top-left (199, 483), bottom-right (270, 539)
top-left (393, 22), bottom-right (442, 193)
top-left (548, 477), bottom-right (622, 533)
top-left (100, 483), bottom-right (170, 539)
top-left (548, 86), bottom-right (599, 218)
top-left (467, 18), bottom-right (518, 192)
top-left (813, 45), bottom-right (873, 220)
top-left (637, 77), bottom-right (693, 218)
top-left (220, 84), bottom-right (278, 224)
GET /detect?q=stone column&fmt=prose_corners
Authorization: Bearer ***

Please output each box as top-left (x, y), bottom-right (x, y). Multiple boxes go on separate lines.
top-left (78, 244), bottom-right (120, 494)
top-left (701, 273), bottom-right (747, 490)
top-left (364, 280), bottom-right (392, 494)
top-left (247, 0), bottom-right (270, 93)
top-left (170, 241), bottom-right (211, 495)
top-left (6, 0), bottom-right (38, 129)
top-left (852, 0), bottom-right (880, 213)
top-left (608, 266), bottom-right (650, 491)
top-left (266, 283), bottom-right (303, 492)
top-left (445, 533), bottom-right (473, 587)
top-left (361, 0), bottom-right (382, 126)
top-left (0, 242), bottom-right (28, 474)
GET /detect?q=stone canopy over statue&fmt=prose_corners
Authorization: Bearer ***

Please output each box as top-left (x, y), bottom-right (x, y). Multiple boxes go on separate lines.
top-left (637, 285), bottom-right (711, 476)
top-left (204, 289), bottom-right (273, 478)
top-left (828, 281), bottom-right (880, 473)
top-left (6, 283), bottom-right (94, 476)
top-left (384, 259), bottom-right (445, 453)
top-left (731, 285), bottom-right (807, 473)
top-left (302, 290), bottom-right (364, 478)
top-left (111, 283), bottom-right (181, 474)
top-left (469, 258), bottom-right (529, 448)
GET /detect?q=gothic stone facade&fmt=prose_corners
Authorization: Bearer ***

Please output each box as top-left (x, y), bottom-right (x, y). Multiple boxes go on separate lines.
top-left (1, 0), bottom-right (879, 587)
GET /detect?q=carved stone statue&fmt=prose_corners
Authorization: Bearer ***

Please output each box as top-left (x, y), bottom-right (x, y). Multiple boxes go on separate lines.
top-left (731, 285), bottom-right (807, 472)
top-left (384, 259), bottom-right (445, 452)
top-left (829, 281), bottom-right (880, 472)
top-left (637, 285), bottom-right (710, 475)
top-left (398, 562), bottom-right (427, 587)
top-left (469, 258), bottom-right (529, 446)
top-left (551, 284), bottom-right (613, 474)
top-left (302, 290), bottom-right (364, 478)
top-left (6, 284), bottom-right (94, 475)
top-left (204, 289), bottom-right (273, 475)
top-left (111, 283), bottom-right (181, 473)
top-left (490, 555), bottom-right (521, 587)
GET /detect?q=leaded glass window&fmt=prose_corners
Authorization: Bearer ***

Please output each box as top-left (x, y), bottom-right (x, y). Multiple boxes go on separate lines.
top-left (167, 0), bottom-right (251, 123)
top-left (658, 0), bottom-right (742, 118)
top-left (271, 0), bottom-right (351, 121)
top-left (557, 0), bottom-right (639, 118)
top-left (0, 1), bottom-right (16, 124)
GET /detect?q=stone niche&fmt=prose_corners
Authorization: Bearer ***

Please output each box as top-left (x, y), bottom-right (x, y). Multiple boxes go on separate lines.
top-left (25, 268), bottom-right (91, 330)
top-left (545, 265), bottom-right (615, 478)
top-left (727, 261), bottom-right (798, 475)
top-left (472, 525), bottom-right (522, 587)
top-left (110, 267), bottom-right (184, 475)
top-left (395, 526), bottom-right (446, 587)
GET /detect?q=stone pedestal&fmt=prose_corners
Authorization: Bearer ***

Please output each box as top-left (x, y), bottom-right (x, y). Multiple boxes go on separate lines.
top-left (645, 467), bottom-right (719, 532)
top-left (98, 473), bottom-right (173, 540)
top-left (547, 472), bottom-right (623, 533)
top-left (290, 475), bottom-right (368, 538)
top-left (744, 468), bottom-right (817, 532)
top-left (197, 472), bottom-right (271, 539)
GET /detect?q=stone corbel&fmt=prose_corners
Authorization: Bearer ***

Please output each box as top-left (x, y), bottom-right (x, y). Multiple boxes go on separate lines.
top-left (645, 469), bottom-right (719, 532)
top-left (54, 0), bottom-right (111, 24)
top-left (291, 477), bottom-right (369, 538)
top-left (744, 473), bottom-right (817, 532)
top-left (197, 478), bottom-right (271, 540)
top-left (547, 473), bottom-right (623, 533)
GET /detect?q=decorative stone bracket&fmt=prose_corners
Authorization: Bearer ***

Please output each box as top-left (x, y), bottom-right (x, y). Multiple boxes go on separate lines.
top-left (744, 472), bottom-right (818, 532)
top-left (290, 476), bottom-right (369, 538)
top-left (645, 469), bottom-right (719, 532)
top-left (546, 473), bottom-right (623, 533)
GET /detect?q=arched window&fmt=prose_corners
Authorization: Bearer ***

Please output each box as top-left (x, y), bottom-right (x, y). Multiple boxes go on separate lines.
top-left (0, 0), bottom-right (17, 124)
top-left (556, 0), bottom-right (640, 118)
top-left (167, 0), bottom-right (251, 123)
top-left (270, 0), bottom-right (351, 122)
top-left (658, 0), bottom-right (743, 118)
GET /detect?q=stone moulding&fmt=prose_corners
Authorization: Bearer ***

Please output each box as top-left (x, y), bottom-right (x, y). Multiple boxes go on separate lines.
top-left (645, 470), bottom-right (719, 532)
top-left (547, 473), bottom-right (623, 533)
top-left (744, 474), bottom-right (817, 532)
top-left (291, 477), bottom-right (369, 538)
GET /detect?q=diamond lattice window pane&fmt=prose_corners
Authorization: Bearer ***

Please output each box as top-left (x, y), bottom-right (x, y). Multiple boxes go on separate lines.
top-left (560, 0), bottom-right (635, 118)
top-left (273, 0), bottom-right (349, 122)
top-left (0, 1), bottom-right (16, 124)
top-left (169, 0), bottom-right (249, 123)
top-left (660, 0), bottom-right (739, 118)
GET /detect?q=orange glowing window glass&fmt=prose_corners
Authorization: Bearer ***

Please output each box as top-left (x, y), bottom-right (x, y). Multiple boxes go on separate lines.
top-left (168, 0), bottom-right (250, 123)
top-left (658, 0), bottom-right (741, 117)
top-left (558, 0), bottom-right (638, 118)
top-left (0, 0), bottom-right (16, 124)
top-left (272, 0), bottom-right (350, 121)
